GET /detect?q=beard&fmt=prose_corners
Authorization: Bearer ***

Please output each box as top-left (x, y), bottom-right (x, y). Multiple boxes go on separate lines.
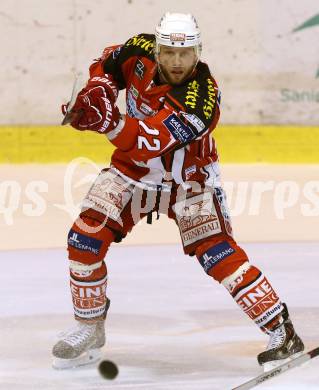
top-left (158, 64), bottom-right (195, 86)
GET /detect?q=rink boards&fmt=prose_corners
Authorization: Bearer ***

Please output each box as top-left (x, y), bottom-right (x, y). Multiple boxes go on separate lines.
top-left (1, 125), bottom-right (319, 164)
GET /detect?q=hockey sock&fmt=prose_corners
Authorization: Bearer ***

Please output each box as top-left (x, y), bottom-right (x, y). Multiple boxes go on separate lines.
top-left (222, 263), bottom-right (284, 333)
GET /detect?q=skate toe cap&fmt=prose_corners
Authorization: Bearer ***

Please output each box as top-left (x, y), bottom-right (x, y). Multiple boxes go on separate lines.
top-left (52, 341), bottom-right (78, 359)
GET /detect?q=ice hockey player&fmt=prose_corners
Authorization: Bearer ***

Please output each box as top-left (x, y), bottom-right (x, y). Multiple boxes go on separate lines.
top-left (52, 12), bottom-right (304, 370)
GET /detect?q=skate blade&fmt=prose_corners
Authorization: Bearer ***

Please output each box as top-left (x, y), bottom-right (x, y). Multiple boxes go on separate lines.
top-left (262, 351), bottom-right (304, 372)
top-left (52, 348), bottom-right (101, 369)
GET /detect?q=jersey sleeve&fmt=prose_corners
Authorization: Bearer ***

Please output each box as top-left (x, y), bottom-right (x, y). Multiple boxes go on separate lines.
top-left (88, 34), bottom-right (156, 94)
top-left (106, 63), bottom-right (221, 162)
top-left (83, 44), bottom-right (124, 102)
top-left (106, 108), bottom-right (192, 161)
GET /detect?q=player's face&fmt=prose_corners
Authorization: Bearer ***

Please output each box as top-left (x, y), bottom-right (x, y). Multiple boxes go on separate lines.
top-left (157, 46), bottom-right (197, 85)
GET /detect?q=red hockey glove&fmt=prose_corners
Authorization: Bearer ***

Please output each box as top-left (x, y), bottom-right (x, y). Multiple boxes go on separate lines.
top-left (63, 77), bottom-right (120, 133)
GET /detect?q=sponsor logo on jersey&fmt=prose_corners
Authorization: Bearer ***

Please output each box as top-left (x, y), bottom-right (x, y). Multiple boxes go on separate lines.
top-left (203, 78), bottom-right (217, 120)
top-left (129, 84), bottom-right (139, 99)
top-left (126, 35), bottom-right (155, 54)
top-left (199, 241), bottom-right (235, 273)
top-left (112, 46), bottom-right (122, 59)
top-left (140, 102), bottom-right (156, 116)
top-left (180, 112), bottom-right (205, 133)
top-left (127, 91), bottom-right (145, 119)
top-left (163, 114), bottom-right (196, 143)
top-left (170, 33), bottom-right (186, 42)
top-left (127, 91), bottom-right (138, 117)
top-left (185, 80), bottom-right (200, 109)
top-left (135, 59), bottom-right (145, 79)
top-left (68, 230), bottom-right (102, 255)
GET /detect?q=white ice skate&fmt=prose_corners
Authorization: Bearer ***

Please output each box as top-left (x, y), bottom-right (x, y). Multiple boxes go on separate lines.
top-left (52, 321), bottom-right (105, 369)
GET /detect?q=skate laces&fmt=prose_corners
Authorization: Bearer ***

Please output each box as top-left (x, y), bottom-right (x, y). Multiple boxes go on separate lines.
top-left (267, 325), bottom-right (286, 350)
top-left (57, 323), bottom-right (96, 346)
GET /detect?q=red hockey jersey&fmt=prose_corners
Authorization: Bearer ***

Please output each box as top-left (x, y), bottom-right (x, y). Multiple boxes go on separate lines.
top-left (89, 33), bottom-right (221, 187)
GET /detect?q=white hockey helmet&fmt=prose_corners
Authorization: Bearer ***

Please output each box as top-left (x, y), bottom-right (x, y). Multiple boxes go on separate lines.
top-left (155, 12), bottom-right (202, 51)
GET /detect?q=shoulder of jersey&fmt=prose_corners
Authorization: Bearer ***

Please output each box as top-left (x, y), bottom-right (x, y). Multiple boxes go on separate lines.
top-left (121, 33), bottom-right (156, 61)
top-left (166, 61), bottom-right (218, 126)
top-left (168, 62), bottom-right (215, 103)
top-left (195, 61), bottom-right (215, 84)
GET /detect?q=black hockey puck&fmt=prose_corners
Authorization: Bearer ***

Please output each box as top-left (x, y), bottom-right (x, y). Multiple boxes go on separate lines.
top-left (98, 360), bottom-right (119, 380)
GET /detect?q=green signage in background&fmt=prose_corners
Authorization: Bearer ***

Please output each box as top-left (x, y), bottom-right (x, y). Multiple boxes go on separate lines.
top-left (293, 13), bottom-right (319, 78)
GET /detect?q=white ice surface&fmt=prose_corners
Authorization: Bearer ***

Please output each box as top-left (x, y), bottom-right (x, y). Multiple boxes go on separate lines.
top-left (0, 242), bottom-right (319, 389)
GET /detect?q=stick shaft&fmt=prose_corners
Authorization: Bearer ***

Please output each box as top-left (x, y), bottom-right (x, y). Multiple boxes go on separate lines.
top-left (61, 75), bottom-right (84, 125)
top-left (232, 347), bottom-right (319, 390)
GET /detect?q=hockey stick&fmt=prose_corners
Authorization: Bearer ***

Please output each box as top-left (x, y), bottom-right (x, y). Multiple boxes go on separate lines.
top-left (61, 74), bottom-right (84, 125)
top-left (232, 346), bottom-right (319, 390)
